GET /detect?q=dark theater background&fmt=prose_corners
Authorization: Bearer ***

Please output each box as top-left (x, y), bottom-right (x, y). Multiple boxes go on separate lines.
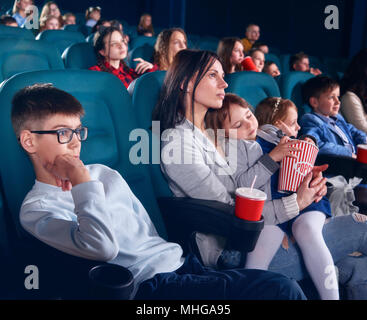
top-left (1, 0), bottom-right (366, 58)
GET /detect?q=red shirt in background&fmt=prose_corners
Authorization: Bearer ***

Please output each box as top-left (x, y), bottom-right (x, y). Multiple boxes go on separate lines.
top-left (89, 61), bottom-right (158, 88)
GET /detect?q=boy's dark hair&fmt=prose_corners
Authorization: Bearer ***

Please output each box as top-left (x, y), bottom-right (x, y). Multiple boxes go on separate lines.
top-left (289, 52), bottom-right (308, 71)
top-left (11, 83), bottom-right (85, 139)
top-left (0, 14), bottom-right (17, 25)
top-left (302, 76), bottom-right (339, 106)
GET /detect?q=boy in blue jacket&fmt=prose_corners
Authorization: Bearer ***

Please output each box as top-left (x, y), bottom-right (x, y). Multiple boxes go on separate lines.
top-left (299, 76), bottom-right (367, 157)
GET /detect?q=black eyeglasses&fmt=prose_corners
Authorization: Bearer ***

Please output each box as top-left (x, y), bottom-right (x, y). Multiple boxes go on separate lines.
top-left (31, 127), bottom-right (88, 144)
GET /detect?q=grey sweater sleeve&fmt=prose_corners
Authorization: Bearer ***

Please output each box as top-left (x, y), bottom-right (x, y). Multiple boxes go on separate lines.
top-left (20, 181), bottom-right (120, 261)
top-left (229, 139), bottom-right (279, 189)
top-left (228, 139), bottom-right (299, 225)
top-left (262, 193), bottom-right (300, 225)
top-left (161, 129), bottom-right (234, 205)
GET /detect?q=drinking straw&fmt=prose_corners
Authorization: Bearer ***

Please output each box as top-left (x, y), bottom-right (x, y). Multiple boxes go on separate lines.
top-left (250, 175), bottom-right (257, 192)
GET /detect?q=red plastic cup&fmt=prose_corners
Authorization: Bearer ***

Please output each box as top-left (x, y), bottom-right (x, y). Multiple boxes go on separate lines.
top-left (235, 187), bottom-right (267, 221)
top-left (278, 140), bottom-right (319, 192)
top-left (357, 144), bottom-right (367, 164)
top-left (241, 56), bottom-right (258, 72)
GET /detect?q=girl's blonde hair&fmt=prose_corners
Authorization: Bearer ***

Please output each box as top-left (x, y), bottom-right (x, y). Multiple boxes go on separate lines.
top-left (255, 97), bottom-right (297, 126)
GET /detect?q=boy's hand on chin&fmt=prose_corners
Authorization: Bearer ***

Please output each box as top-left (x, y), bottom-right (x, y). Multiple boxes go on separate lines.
top-left (44, 154), bottom-right (91, 190)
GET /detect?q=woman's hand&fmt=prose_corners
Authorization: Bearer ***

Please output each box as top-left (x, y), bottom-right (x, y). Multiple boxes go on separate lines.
top-left (269, 136), bottom-right (301, 162)
top-left (296, 171), bottom-right (327, 210)
top-left (134, 58), bottom-right (153, 74)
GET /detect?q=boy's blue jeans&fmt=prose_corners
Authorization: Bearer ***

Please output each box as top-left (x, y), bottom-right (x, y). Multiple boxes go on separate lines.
top-left (269, 214), bottom-right (367, 298)
top-left (135, 254), bottom-right (306, 300)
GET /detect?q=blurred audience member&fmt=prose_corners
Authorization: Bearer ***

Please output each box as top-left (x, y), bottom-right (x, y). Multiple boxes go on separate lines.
top-left (92, 19), bottom-right (111, 33)
top-left (40, 1), bottom-right (63, 29)
top-left (263, 61), bottom-right (281, 77)
top-left (12, 0), bottom-right (33, 27)
top-left (40, 15), bottom-right (61, 31)
top-left (252, 42), bottom-right (269, 54)
top-left (137, 13), bottom-right (154, 37)
top-left (90, 26), bottom-right (157, 88)
top-left (217, 37), bottom-right (245, 74)
top-left (85, 6), bottom-right (101, 28)
top-left (0, 14), bottom-right (18, 27)
top-left (249, 48), bottom-right (265, 72)
top-left (241, 23), bottom-right (260, 53)
top-left (290, 52), bottom-right (322, 76)
top-left (63, 12), bottom-right (76, 25)
top-left (154, 28), bottom-right (187, 70)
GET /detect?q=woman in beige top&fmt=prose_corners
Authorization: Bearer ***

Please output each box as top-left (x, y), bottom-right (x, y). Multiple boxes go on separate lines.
top-left (340, 49), bottom-right (367, 133)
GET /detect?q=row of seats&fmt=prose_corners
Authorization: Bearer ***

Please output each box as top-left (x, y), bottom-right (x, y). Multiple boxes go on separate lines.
top-left (0, 23), bottom-right (217, 54)
top-left (0, 67), bottom-right (363, 299)
top-left (265, 52), bottom-right (348, 80)
top-left (131, 70), bottom-right (315, 119)
top-left (1, 23), bottom-right (347, 84)
top-left (0, 36), bottom-right (315, 116)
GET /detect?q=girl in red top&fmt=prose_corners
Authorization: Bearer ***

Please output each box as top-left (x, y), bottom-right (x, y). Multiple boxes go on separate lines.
top-left (89, 26), bottom-right (157, 88)
top-left (217, 37), bottom-right (258, 74)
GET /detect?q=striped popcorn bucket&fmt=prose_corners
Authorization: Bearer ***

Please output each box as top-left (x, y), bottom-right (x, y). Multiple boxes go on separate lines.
top-left (278, 140), bottom-right (319, 192)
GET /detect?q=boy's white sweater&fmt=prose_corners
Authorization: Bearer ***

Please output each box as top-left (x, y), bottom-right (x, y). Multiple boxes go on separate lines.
top-left (20, 164), bottom-right (184, 296)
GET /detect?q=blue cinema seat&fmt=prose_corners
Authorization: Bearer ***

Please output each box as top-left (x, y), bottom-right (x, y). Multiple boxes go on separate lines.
top-left (0, 24), bottom-right (35, 40)
top-left (197, 36), bottom-right (219, 52)
top-left (278, 71), bottom-right (314, 117)
top-left (280, 53), bottom-right (291, 74)
top-left (131, 70), bottom-right (166, 129)
top-left (86, 32), bottom-right (95, 44)
top-left (62, 42), bottom-right (97, 69)
top-left (130, 71), bottom-right (172, 199)
top-left (36, 29), bottom-right (86, 56)
top-left (0, 38), bottom-right (64, 82)
top-left (225, 71), bottom-right (281, 108)
top-left (127, 44), bottom-right (155, 69)
top-left (130, 35), bottom-right (157, 50)
top-left (63, 24), bottom-right (80, 32)
top-left (63, 24), bottom-right (92, 37)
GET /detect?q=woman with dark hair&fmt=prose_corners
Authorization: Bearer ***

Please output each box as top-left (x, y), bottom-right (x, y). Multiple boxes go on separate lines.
top-left (154, 28), bottom-right (187, 71)
top-left (89, 26), bottom-right (157, 89)
top-left (341, 49), bottom-right (367, 133)
top-left (137, 13), bottom-right (154, 36)
top-left (217, 37), bottom-right (245, 74)
top-left (153, 49), bottom-right (328, 273)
